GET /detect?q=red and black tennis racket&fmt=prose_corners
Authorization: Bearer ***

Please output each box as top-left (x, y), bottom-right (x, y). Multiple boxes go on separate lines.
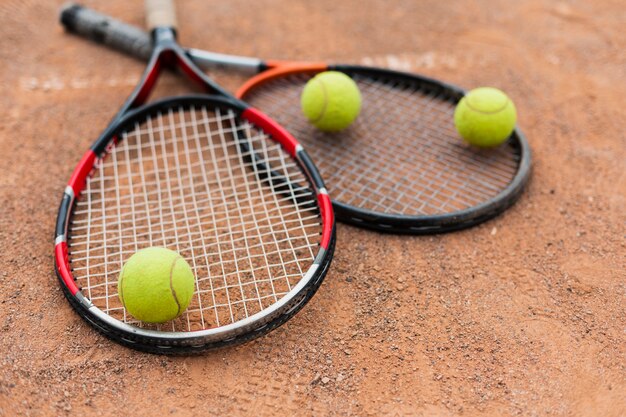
top-left (60, 4), bottom-right (532, 234)
top-left (55, 0), bottom-right (335, 353)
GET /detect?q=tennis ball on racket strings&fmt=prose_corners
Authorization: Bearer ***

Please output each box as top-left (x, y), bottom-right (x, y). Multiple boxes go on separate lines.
top-left (454, 87), bottom-right (517, 147)
top-left (118, 247), bottom-right (195, 323)
top-left (301, 71), bottom-right (362, 132)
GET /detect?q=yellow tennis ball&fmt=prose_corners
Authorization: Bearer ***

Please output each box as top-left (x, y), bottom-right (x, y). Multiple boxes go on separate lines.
top-left (301, 71), bottom-right (362, 132)
top-left (454, 87), bottom-right (517, 147)
top-left (118, 247), bottom-right (195, 323)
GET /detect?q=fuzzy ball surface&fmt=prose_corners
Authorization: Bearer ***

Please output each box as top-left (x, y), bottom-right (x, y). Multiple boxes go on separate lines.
top-left (454, 87), bottom-right (517, 147)
top-left (301, 71), bottom-right (362, 132)
top-left (118, 247), bottom-right (195, 323)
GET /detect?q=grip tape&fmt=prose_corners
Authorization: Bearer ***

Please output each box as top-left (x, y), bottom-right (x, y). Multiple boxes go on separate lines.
top-left (60, 3), bottom-right (152, 60)
top-left (145, 0), bottom-right (177, 31)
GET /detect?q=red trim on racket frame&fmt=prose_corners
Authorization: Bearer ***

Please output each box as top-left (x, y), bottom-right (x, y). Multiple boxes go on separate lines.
top-left (55, 242), bottom-right (79, 295)
top-left (175, 54), bottom-right (212, 93)
top-left (58, 149), bottom-right (99, 296)
top-left (241, 107), bottom-right (335, 249)
top-left (67, 150), bottom-right (97, 195)
top-left (132, 59), bottom-right (163, 107)
top-left (241, 108), bottom-right (300, 156)
top-left (317, 193), bottom-right (333, 250)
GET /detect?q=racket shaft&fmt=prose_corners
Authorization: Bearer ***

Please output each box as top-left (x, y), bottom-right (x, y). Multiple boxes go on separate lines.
top-left (61, 4), bottom-right (263, 73)
top-left (188, 48), bottom-right (263, 74)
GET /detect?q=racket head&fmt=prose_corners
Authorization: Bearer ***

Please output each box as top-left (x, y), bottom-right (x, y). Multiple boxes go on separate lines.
top-left (55, 93), bottom-right (335, 353)
top-left (57, 4), bottom-right (530, 233)
top-left (238, 64), bottom-right (532, 233)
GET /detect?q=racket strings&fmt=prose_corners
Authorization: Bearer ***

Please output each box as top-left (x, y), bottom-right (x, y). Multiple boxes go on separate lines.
top-left (243, 73), bottom-right (521, 216)
top-left (68, 104), bottom-right (322, 332)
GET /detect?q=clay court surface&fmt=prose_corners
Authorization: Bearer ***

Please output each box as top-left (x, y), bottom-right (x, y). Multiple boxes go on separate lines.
top-left (1, 0), bottom-right (624, 416)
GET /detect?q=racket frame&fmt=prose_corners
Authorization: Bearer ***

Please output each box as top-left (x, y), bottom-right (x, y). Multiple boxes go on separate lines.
top-left (59, 3), bottom-right (531, 234)
top-left (239, 64), bottom-right (532, 233)
top-left (55, 12), bottom-right (335, 353)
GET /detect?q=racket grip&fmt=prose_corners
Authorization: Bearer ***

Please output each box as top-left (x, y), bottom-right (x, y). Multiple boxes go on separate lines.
top-left (60, 3), bottom-right (152, 62)
top-left (145, 0), bottom-right (177, 32)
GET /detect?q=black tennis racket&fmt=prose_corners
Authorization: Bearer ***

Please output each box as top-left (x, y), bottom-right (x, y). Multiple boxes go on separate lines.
top-left (60, 3), bottom-right (532, 234)
top-left (55, 0), bottom-right (335, 354)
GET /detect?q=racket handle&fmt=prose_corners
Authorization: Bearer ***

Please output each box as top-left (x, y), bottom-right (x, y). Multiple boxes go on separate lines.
top-left (145, 0), bottom-right (177, 32)
top-left (60, 3), bottom-right (152, 61)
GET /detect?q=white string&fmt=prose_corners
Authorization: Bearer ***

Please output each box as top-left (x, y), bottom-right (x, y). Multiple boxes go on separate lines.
top-left (111, 139), bottom-right (125, 319)
top-left (161, 109), bottom-right (186, 333)
top-left (200, 106), bottom-right (236, 324)
top-left (190, 106), bottom-right (225, 326)
top-left (69, 105), bottom-right (323, 332)
top-left (99, 155), bottom-right (111, 315)
top-left (84, 169), bottom-right (93, 301)
top-left (123, 128), bottom-right (140, 250)
top-left (243, 73), bottom-right (521, 216)
top-left (171, 107), bottom-right (205, 328)
top-left (225, 111), bottom-right (272, 308)
top-left (214, 107), bottom-right (250, 318)
top-left (257, 126), bottom-right (305, 289)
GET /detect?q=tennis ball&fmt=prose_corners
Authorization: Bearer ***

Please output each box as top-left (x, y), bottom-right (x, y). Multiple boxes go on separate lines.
top-left (301, 71), bottom-right (362, 132)
top-left (453, 87), bottom-right (517, 147)
top-left (118, 247), bottom-right (195, 323)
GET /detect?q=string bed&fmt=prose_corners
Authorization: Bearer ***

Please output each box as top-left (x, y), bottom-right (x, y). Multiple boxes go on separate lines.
top-left (243, 73), bottom-right (521, 215)
top-left (68, 105), bottom-right (322, 332)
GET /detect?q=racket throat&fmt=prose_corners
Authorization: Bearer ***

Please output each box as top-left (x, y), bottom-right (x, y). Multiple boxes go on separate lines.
top-left (151, 28), bottom-right (179, 67)
top-left (152, 26), bottom-right (177, 44)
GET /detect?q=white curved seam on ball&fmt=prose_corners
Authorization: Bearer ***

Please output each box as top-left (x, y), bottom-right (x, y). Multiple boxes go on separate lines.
top-left (119, 266), bottom-right (127, 310)
top-left (465, 97), bottom-right (510, 115)
top-left (310, 78), bottom-right (329, 123)
top-left (169, 256), bottom-right (182, 316)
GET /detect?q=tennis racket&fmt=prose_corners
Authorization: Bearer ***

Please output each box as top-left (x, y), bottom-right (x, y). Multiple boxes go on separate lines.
top-left (60, 3), bottom-right (532, 234)
top-left (55, 0), bottom-right (335, 354)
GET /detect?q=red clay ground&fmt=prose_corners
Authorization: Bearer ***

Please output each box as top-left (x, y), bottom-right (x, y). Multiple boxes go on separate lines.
top-left (0, 1), bottom-right (624, 416)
